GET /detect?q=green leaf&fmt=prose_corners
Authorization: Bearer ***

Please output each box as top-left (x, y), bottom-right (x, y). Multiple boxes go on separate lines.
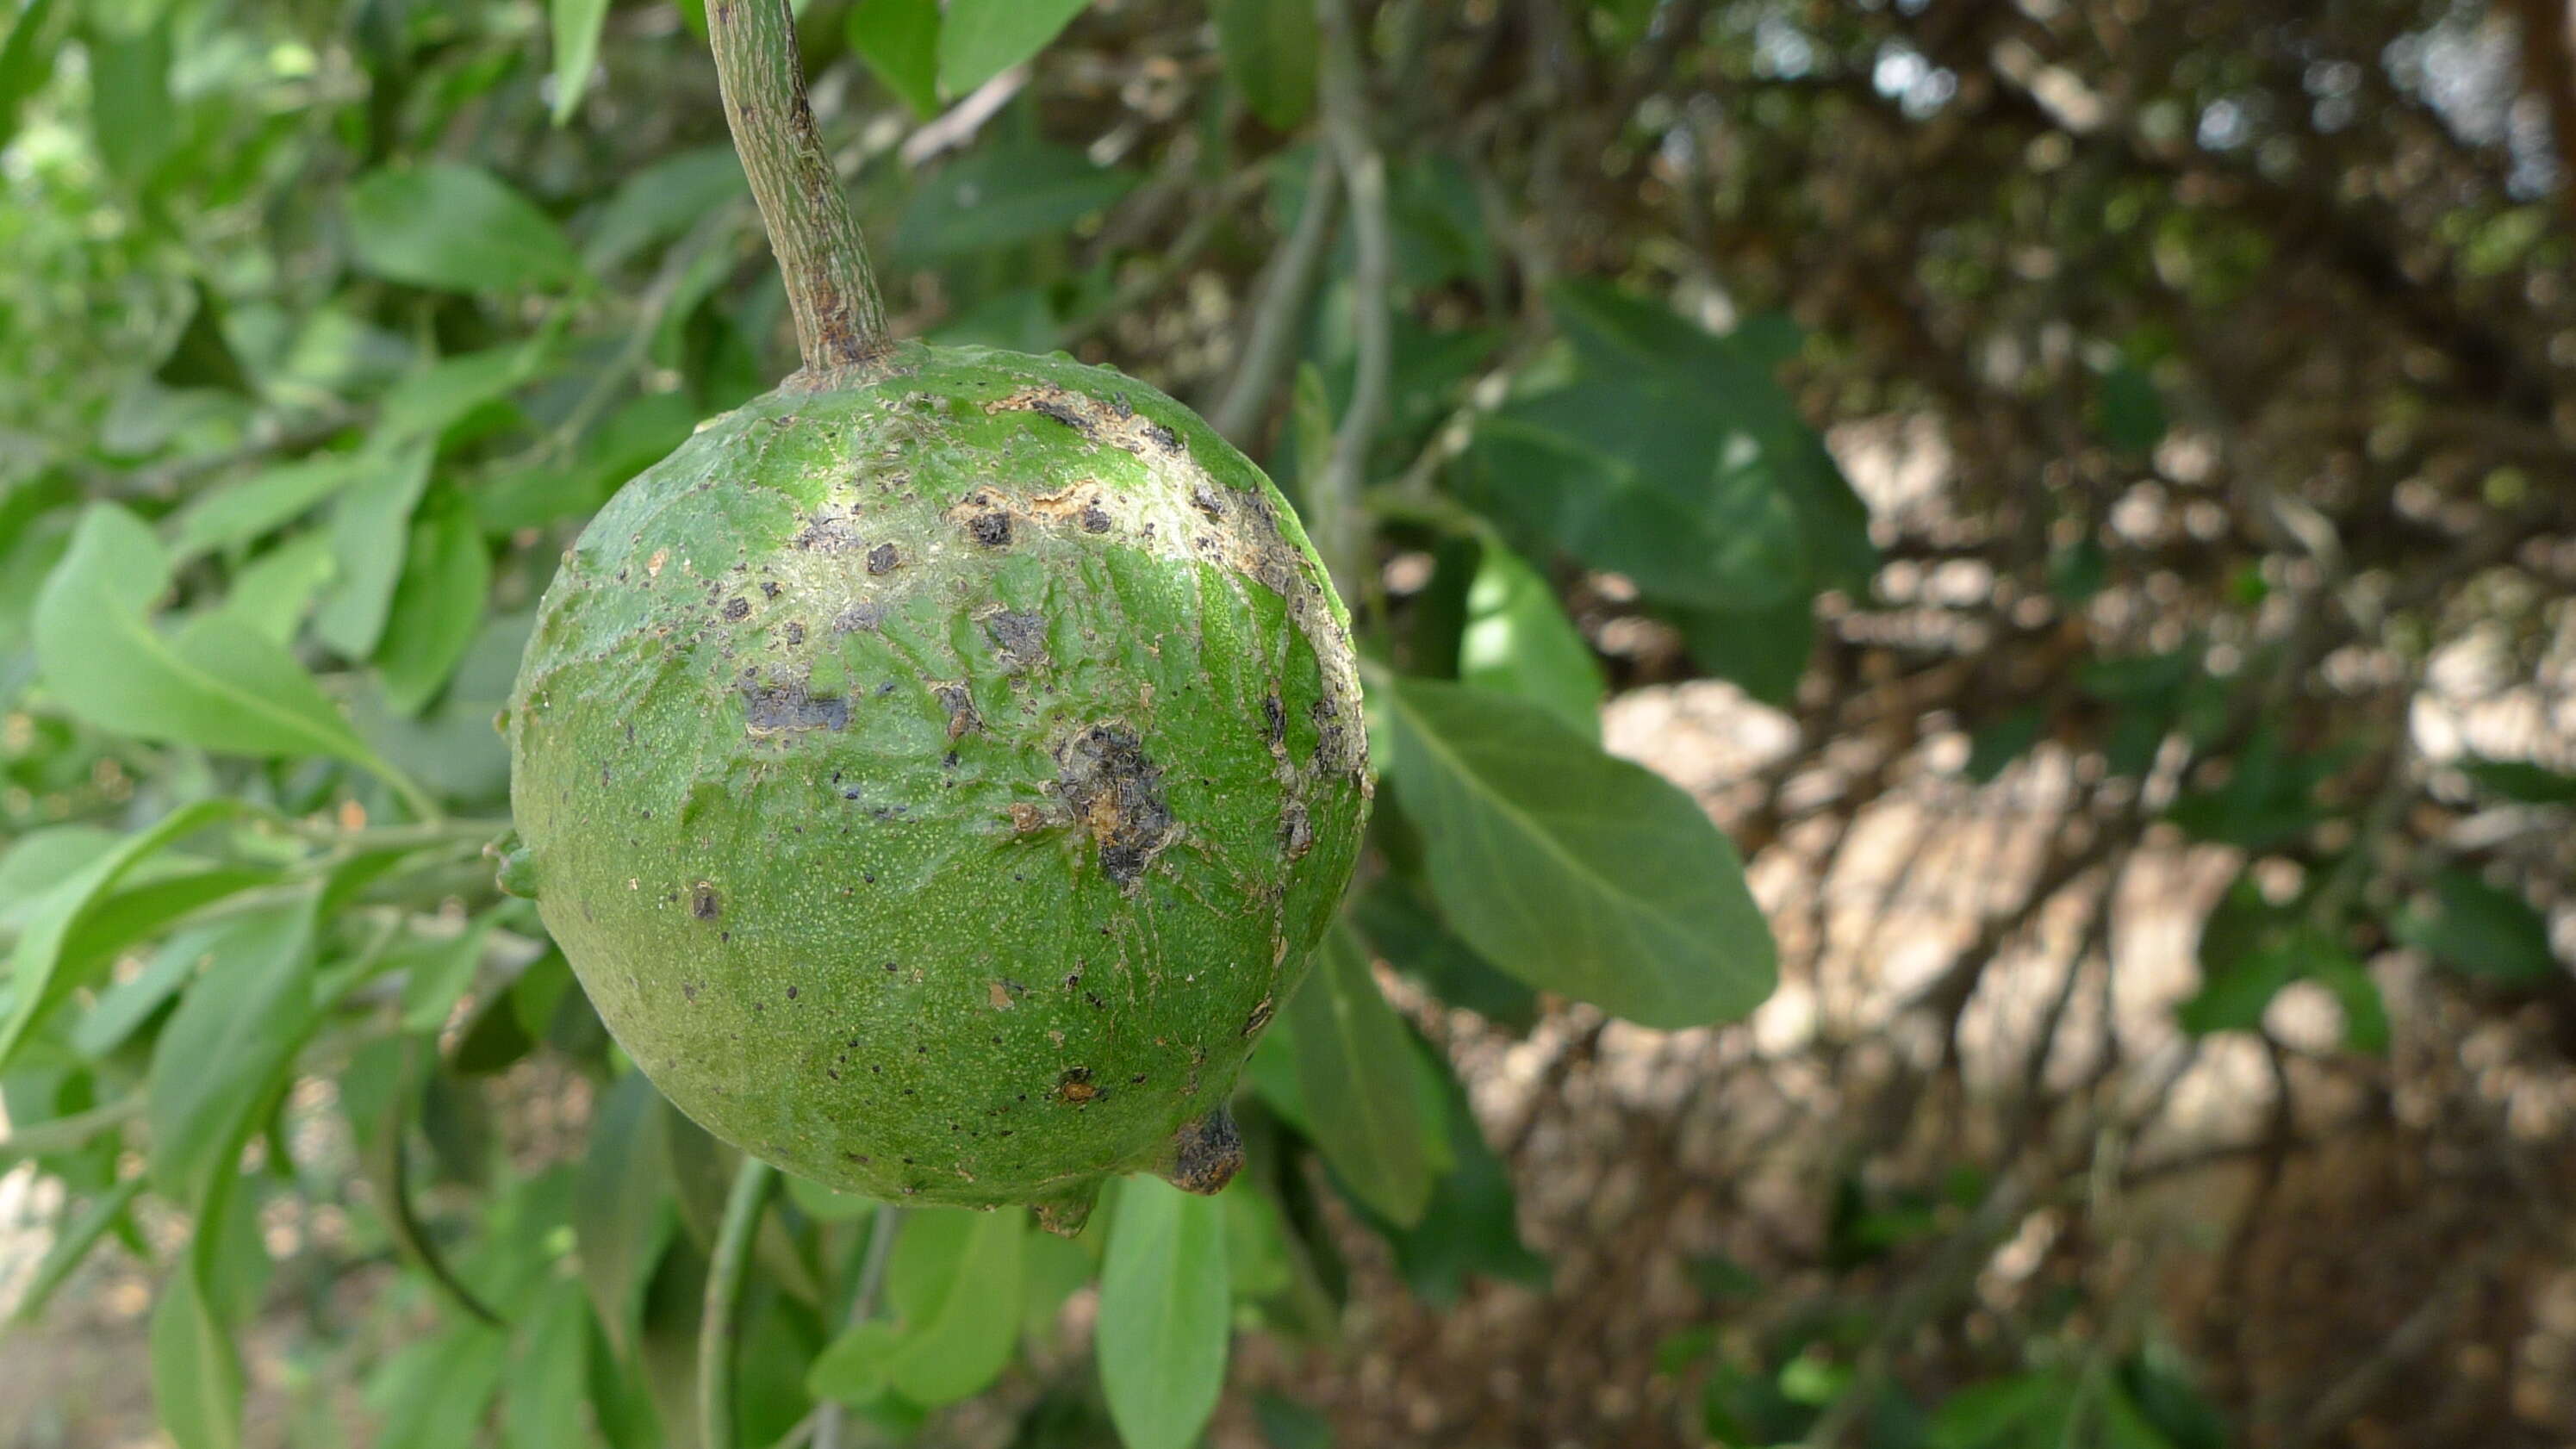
top-left (2312, 952), bottom-right (2389, 1054)
top-left (1362, 1037), bottom-right (1546, 1303)
top-left (219, 531), bottom-right (339, 644)
top-left (314, 443), bottom-right (435, 659)
top-left (848, 0), bottom-right (941, 116)
top-left (1349, 876), bottom-right (1537, 1031)
top-left (366, 1321), bottom-right (511, 1449)
top-left (145, 900), bottom-right (320, 1209)
top-left (379, 342), bottom-right (548, 442)
top-left (893, 142), bottom-right (1138, 261)
top-left (395, 922), bottom-right (490, 1034)
top-left (9, 1173), bottom-right (145, 1325)
top-left (503, 1278), bottom-right (592, 1449)
top-left (2095, 363), bottom-right (2166, 453)
top-left (1372, 674), bottom-right (1776, 1028)
top-left (874, 1206), bottom-right (1027, 1405)
top-left (0, 799), bottom-right (251, 1071)
top-left (1284, 924), bottom-right (1433, 1226)
top-left (548, 0), bottom-right (609, 124)
top-left (376, 492), bottom-right (493, 715)
top-left (34, 505), bottom-right (385, 769)
top-left (574, 1069), bottom-right (678, 1357)
top-left (1459, 540), bottom-right (1603, 742)
top-left (1098, 1177), bottom-right (1230, 1449)
top-left (87, 12), bottom-right (173, 190)
top-left (583, 146), bottom-right (748, 272)
top-left (1671, 594), bottom-right (1814, 706)
top-left (347, 165), bottom-right (580, 293)
top-left (0, 0), bottom-right (65, 152)
top-left (2395, 869), bottom-right (2560, 984)
top-left (166, 456), bottom-right (364, 563)
top-left (1213, 0), bottom-right (1316, 129)
top-left (2460, 756), bottom-right (2576, 805)
top-left (151, 1269), bottom-right (245, 1449)
top-left (1964, 707), bottom-right (2046, 784)
top-left (0, 826), bottom-right (119, 932)
top-left (936, 0), bottom-right (1088, 96)
top-left (1254, 1393), bottom-right (1334, 1449)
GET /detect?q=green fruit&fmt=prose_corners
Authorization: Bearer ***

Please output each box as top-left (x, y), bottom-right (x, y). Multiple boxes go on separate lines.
top-left (505, 342), bottom-right (1369, 1229)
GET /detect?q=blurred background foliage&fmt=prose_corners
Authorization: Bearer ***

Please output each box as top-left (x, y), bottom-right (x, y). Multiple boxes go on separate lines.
top-left (2, 1), bottom-right (2574, 1447)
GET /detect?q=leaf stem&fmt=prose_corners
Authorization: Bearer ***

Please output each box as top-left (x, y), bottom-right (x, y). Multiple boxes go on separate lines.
top-left (1314, 0), bottom-right (1392, 599)
top-left (704, 0), bottom-right (889, 382)
top-left (812, 1204), bottom-right (904, 1449)
top-left (700, 1156), bottom-right (776, 1449)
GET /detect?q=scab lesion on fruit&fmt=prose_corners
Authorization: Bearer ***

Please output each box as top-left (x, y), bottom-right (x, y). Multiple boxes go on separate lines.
top-left (1160, 1107), bottom-right (1243, 1195)
top-left (1054, 1067), bottom-right (1099, 1104)
top-left (934, 682), bottom-right (981, 738)
top-left (1055, 724), bottom-right (1173, 886)
top-left (691, 883), bottom-right (721, 920)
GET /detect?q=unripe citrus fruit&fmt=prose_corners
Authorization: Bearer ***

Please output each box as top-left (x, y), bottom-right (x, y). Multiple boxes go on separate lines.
top-left (503, 343), bottom-right (1369, 1229)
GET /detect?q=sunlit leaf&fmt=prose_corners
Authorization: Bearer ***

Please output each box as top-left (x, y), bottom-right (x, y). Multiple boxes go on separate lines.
top-left (849, 0), bottom-right (940, 116)
top-left (936, 0), bottom-right (1087, 96)
top-left (548, 0), bottom-right (610, 125)
top-left (1098, 1177), bottom-right (1229, 1449)
top-left (34, 506), bottom-right (384, 769)
top-left (314, 443), bottom-right (434, 659)
top-left (347, 165), bottom-right (580, 293)
top-left (1458, 539), bottom-right (1602, 741)
top-left (1283, 924), bottom-right (1432, 1226)
top-left (1372, 674), bottom-right (1776, 1028)
top-left (145, 899), bottom-right (320, 1209)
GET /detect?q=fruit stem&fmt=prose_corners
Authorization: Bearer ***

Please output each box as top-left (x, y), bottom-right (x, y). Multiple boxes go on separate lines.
top-left (699, 1156), bottom-right (775, 1449)
top-left (704, 0), bottom-right (890, 381)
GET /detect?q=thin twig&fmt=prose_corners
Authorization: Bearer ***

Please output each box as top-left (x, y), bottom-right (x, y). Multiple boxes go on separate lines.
top-left (812, 1204), bottom-right (905, 1449)
top-left (1207, 146), bottom-right (1341, 448)
top-left (700, 1158), bottom-right (777, 1449)
top-left (1313, 0), bottom-right (1394, 597)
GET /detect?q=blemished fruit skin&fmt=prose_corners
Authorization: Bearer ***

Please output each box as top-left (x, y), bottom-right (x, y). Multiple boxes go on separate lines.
top-left (503, 342), bottom-right (1369, 1228)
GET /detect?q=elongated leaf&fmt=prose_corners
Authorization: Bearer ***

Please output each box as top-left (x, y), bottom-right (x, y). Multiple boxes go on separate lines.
top-left (0, 799), bottom-right (250, 1070)
top-left (1366, 1037), bottom-right (1546, 1303)
top-left (574, 1068), bottom-right (678, 1356)
top-left (220, 531), bottom-right (339, 644)
top-left (314, 443), bottom-right (434, 659)
top-left (936, 0), bottom-right (1087, 96)
top-left (347, 164), bottom-right (580, 292)
top-left (893, 143), bottom-right (1137, 261)
top-left (848, 0), bottom-right (940, 116)
top-left (146, 900), bottom-right (320, 1208)
top-left (87, 12), bottom-right (172, 190)
top-left (1285, 924), bottom-right (1432, 1226)
top-left (379, 342), bottom-right (548, 441)
top-left (0, 0), bottom-right (64, 152)
top-left (2395, 870), bottom-right (2560, 984)
top-left (9, 1174), bottom-right (143, 1326)
top-left (1098, 1177), bottom-right (1229, 1449)
top-left (1459, 540), bottom-right (1602, 742)
top-left (73, 923), bottom-right (208, 1058)
top-left (376, 492), bottom-right (492, 714)
top-left (1672, 593), bottom-right (1814, 707)
top-left (583, 146), bottom-right (746, 272)
top-left (151, 1268), bottom-right (244, 1449)
top-left (166, 455), bottom-right (363, 562)
top-left (504, 1278), bottom-right (592, 1449)
top-left (876, 1207), bottom-right (1026, 1405)
top-left (1213, 0), bottom-right (1316, 129)
top-left (2461, 756), bottom-right (2576, 805)
top-left (349, 1035), bottom-right (501, 1325)
top-left (1373, 674), bottom-right (1776, 1028)
top-left (34, 505), bottom-right (383, 768)
top-left (548, 0), bottom-right (609, 124)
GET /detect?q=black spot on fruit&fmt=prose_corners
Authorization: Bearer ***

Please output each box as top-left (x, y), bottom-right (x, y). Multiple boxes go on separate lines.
top-left (986, 610), bottom-right (1048, 664)
top-left (721, 596), bottom-right (751, 620)
top-left (692, 884), bottom-right (721, 920)
top-left (1162, 1108), bottom-right (1243, 1194)
top-left (968, 511), bottom-right (1011, 548)
top-left (744, 679), bottom-right (849, 731)
top-left (1055, 724), bottom-right (1173, 886)
top-left (867, 543), bottom-right (899, 574)
top-left (1080, 506), bottom-right (1112, 533)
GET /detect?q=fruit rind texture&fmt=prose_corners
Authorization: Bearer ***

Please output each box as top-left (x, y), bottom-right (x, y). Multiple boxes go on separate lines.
top-left (507, 342), bottom-right (1369, 1216)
